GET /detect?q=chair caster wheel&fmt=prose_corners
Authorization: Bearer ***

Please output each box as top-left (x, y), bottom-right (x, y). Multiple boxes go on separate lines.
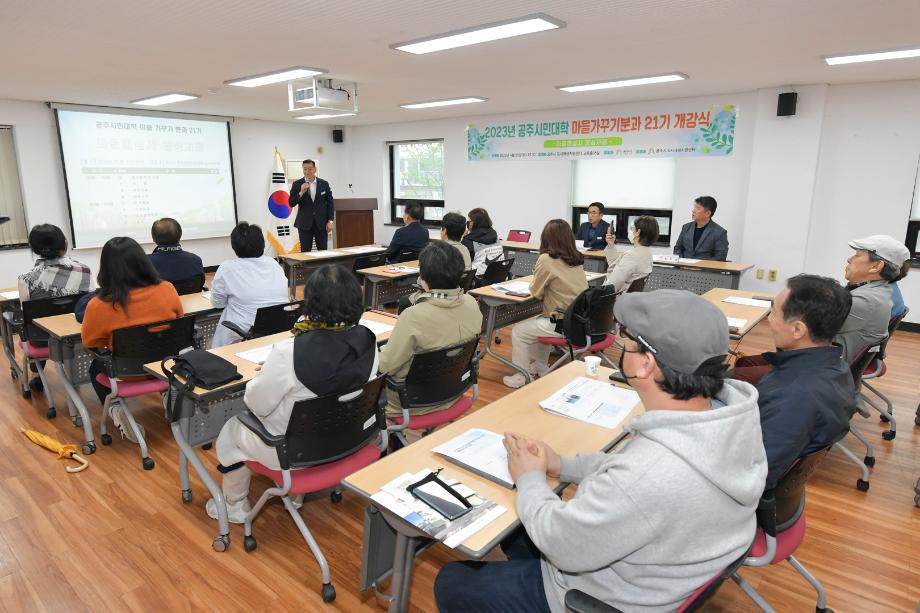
top-left (10, 368), bottom-right (17, 380)
top-left (72, 416), bottom-right (82, 428)
top-left (330, 490), bottom-right (343, 504)
top-left (82, 442), bottom-right (96, 455)
top-left (21, 388), bottom-right (31, 399)
top-left (494, 337), bottom-right (501, 345)
top-left (142, 457), bottom-right (155, 471)
top-left (101, 433), bottom-right (113, 445)
top-left (244, 535), bottom-right (257, 553)
top-left (878, 414), bottom-right (890, 423)
top-left (856, 479), bottom-right (869, 492)
top-left (46, 408), bottom-right (56, 419)
top-left (882, 430), bottom-right (895, 441)
top-left (915, 415), bottom-right (920, 426)
top-left (30, 377), bottom-right (44, 392)
top-left (321, 583), bottom-right (336, 603)
top-left (863, 455), bottom-right (875, 467)
top-left (817, 607), bottom-right (834, 613)
top-left (181, 489), bottom-right (192, 503)
top-left (212, 534), bottom-right (230, 552)
top-left (201, 442), bottom-right (212, 450)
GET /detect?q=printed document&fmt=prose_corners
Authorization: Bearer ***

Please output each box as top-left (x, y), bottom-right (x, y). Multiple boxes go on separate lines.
top-left (359, 318), bottom-right (394, 336)
top-left (433, 429), bottom-right (514, 488)
top-left (235, 338), bottom-right (293, 364)
top-left (491, 281), bottom-right (531, 294)
top-left (540, 377), bottom-right (639, 429)
top-left (722, 296), bottom-right (772, 309)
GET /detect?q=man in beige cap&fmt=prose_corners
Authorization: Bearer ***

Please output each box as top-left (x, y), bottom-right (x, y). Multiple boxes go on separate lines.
top-left (837, 235), bottom-right (911, 364)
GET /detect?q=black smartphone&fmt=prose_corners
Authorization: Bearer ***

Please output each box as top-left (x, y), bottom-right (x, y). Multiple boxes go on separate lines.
top-left (409, 480), bottom-right (472, 521)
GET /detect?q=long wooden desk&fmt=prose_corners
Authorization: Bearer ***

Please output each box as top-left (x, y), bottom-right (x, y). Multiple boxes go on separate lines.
top-left (356, 261), bottom-right (420, 309)
top-left (702, 288), bottom-right (774, 340)
top-left (342, 361), bottom-right (644, 612)
top-left (280, 244), bottom-right (387, 299)
top-left (30, 292), bottom-right (223, 454)
top-left (141, 310), bottom-right (398, 551)
top-left (469, 271), bottom-right (606, 383)
top-left (502, 240), bottom-right (609, 276)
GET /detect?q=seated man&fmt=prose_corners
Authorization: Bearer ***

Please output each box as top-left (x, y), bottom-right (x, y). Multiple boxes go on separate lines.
top-left (378, 241), bottom-right (482, 418)
top-left (440, 211), bottom-right (472, 269)
top-left (748, 275), bottom-right (856, 490)
top-left (574, 202), bottom-right (610, 250)
top-left (835, 235), bottom-right (910, 364)
top-left (673, 196), bottom-right (729, 261)
top-left (384, 203), bottom-right (429, 263)
top-left (435, 290), bottom-right (767, 613)
top-left (147, 217), bottom-right (204, 287)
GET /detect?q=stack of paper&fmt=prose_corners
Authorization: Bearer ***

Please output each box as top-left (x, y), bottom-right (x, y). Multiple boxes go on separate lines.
top-left (0, 290), bottom-right (19, 300)
top-left (304, 250), bottom-right (340, 257)
top-left (359, 317), bottom-right (394, 336)
top-left (722, 296), bottom-right (772, 309)
top-left (235, 338), bottom-right (293, 364)
top-left (677, 258), bottom-right (701, 264)
top-left (539, 377), bottom-right (639, 429)
top-left (726, 317), bottom-right (748, 330)
top-left (491, 281), bottom-right (530, 295)
top-left (341, 246), bottom-right (381, 254)
top-left (433, 429), bottom-right (514, 488)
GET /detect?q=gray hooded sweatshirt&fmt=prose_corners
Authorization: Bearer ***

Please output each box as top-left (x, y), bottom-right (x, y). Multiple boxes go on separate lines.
top-left (515, 379), bottom-right (767, 613)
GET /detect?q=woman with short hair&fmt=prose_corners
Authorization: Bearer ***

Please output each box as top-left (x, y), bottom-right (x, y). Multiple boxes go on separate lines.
top-left (18, 223), bottom-right (92, 301)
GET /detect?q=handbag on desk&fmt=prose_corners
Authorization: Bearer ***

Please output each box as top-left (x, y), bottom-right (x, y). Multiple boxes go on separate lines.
top-left (161, 349), bottom-right (243, 422)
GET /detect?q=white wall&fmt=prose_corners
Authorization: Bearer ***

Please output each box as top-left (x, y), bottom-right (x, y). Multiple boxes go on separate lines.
top-left (0, 99), bottom-right (349, 286)
top-left (348, 92), bottom-right (758, 250)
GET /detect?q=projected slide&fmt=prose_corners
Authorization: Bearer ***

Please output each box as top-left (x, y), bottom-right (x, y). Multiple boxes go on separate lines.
top-left (56, 109), bottom-right (237, 248)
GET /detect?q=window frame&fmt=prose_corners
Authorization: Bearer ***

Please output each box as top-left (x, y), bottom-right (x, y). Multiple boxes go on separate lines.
top-left (388, 139), bottom-right (445, 228)
top-left (571, 206), bottom-right (672, 247)
top-left (906, 220), bottom-right (920, 268)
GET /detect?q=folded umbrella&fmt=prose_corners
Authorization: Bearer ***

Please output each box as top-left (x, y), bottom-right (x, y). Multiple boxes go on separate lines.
top-left (20, 428), bottom-right (89, 473)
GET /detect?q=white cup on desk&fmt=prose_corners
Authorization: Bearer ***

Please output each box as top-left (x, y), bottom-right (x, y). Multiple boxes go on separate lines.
top-left (584, 356), bottom-right (601, 378)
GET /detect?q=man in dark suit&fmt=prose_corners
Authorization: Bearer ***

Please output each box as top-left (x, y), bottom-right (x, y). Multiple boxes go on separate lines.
top-left (574, 202), bottom-right (610, 250)
top-left (384, 202), bottom-right (429, 263)
top-left (289, 159), bottom-right (334, 251)
top-left (673, 196), bottom-right (729, 261)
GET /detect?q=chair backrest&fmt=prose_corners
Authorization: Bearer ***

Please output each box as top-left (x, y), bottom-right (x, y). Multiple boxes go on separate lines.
top-left (848, 343), bottom-right (880, 393)
top-left (401, 336), bottom-right (480, 408)
top-left (396, 249), bottom-right (421, 263)
top-left (281, 374), bottom-right (386, 468)
top-left (506, 230), bottom-right (531, 242)
top-left (21, 293), bottom-right (87, 342)
top-left (626, 275), bottom-right (648, 293)
top-left (250, 301), bottom-right (304, 338)
top-left (771, 445), bottom-right (831, 531)
top-left (876, 307), bottom-right (909, 361)
top-left (459, 269), bottom-right (476, 292)
top-left (110, 315), bottom-right (197, 376)
top-left (170, 274), bottom-right (206, 296)
top-left (480, 258), bottom-right (515, 285)
top-left (560, 285), bottom-right (617, 347)
top-left (352, 253), bottom-right (387, 276)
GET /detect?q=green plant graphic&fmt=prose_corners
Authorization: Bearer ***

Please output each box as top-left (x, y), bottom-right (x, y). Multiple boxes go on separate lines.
top-left (467, 127), bottom-right (488, 158)
top-left (699, 112), bottom-right (735, 155)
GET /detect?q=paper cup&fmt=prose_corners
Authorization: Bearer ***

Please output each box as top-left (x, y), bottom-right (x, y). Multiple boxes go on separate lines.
top-left (584, 356), bottom-right (602, 377)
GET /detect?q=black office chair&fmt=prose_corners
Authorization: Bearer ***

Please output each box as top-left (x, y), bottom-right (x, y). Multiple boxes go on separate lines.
top-left (351, 253), bottom-right (387, 281)
top-left (396, 249), bottom-right (422, 263)
top-left (386, 336), bottom-right (480, 447)
top-left (459, 269), bottom-right (476, 292)
top-left (478, 258), bottom-right (515, 286)
top-left (92, 315), bottom-right (197, 467)
top-left (626, 275), bottom-right (648, 293)
top-left (236, 374), bottom-right (388, 603)
top-left (170, 274), bottom-right (206, 295)
top-left (18, 293), bottom-right (88, 415)
top-left (538, 285), bottom-right (618, 374)
top-left (220, 301), bottom-right (303, 341)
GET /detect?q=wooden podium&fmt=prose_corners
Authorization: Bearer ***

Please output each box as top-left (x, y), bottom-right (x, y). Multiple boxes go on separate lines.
top-left (333, 198), bottom-right (377, 247)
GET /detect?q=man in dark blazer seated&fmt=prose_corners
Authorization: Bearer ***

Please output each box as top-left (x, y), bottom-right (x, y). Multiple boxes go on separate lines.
top-left (384, 202), bottom-right (429, 263)
top-left (673, 196), bottom-right (729, 261)
top-left (575, 201), bottom-right (610, 250)
top-left (288, 159), bottom-right (334, 252)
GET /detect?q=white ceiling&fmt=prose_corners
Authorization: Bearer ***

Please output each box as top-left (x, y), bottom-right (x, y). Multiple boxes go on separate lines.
top-left (2, 0), bottom-right (920, 125)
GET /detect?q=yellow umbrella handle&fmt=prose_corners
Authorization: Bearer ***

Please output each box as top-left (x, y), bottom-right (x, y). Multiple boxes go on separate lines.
top-left (65, 453), bottom-right (89, 473)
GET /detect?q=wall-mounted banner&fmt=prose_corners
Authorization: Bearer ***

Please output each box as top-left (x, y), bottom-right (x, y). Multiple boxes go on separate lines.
top-left (467, 104), bottom-right (736, 161)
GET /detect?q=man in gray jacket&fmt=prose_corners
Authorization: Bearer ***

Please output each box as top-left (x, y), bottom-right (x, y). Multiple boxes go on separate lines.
top-left (435, 290), bottom-right (767, 613)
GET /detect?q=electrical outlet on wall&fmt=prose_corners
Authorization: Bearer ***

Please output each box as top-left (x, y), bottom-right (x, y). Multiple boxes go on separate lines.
top-left (768, 269), bottom-right (777, 282)
top-left (756, 268), bottom-right (764, 280)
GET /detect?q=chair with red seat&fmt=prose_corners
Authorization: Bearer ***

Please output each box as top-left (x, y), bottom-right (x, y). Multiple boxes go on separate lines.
top-left (92, 315), bottom-right (197, 470)
top-left (860, 308), bottom-right (908, 441)
top-left (235, 374), bottom-right (388, 603)
top-left (831, 345), bottom-right (878, 491)
top-left (730, 446), bottom-right (835, 613)
top-left (506, 230), bottom-right (532, 243)
top-left (18, 293), bottom-right (89, 418)
top-left (386, 336), bottom-right (480, 447)
top-left (537, 284), bottom-right (618, 375)
top-left (564, 549), bottom-right (750, 612)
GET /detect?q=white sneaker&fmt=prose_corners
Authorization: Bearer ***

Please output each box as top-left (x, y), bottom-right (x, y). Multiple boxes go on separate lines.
top-left (110, 405), bottom-right (145, 444)
top-left (502, 372), bottom-right (527, 389)
top-left (206, 497), bottom-right (251, 524)
top-left (530, 361), bottom-right (551, 378)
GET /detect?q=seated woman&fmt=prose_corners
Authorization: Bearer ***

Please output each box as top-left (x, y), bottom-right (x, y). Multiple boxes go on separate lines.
top-left (209, 264), bottom-right (379, 523)
top-left (604, 215), bottom-right (659, 292)
top-left (379, 241), bottom-right (482, 419)
top-left (18, 223), bottom-right (93, 301)
top-left (461, 207), bottom-right (504, 283)
top-left (505, 220), bottom-right (588, 389)
top-left (210, 222), bottom-right (289, 348)
top-left (81, 237), bottom-right (184, 442)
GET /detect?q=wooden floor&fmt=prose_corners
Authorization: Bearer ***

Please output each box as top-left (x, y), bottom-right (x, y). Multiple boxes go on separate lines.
top-left (1, 316), bottom-right (918, 612)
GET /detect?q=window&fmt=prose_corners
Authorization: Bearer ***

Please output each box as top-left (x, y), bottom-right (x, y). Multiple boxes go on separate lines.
top-left (389, 140), bottom-right (444, 226)
top-left (906, 155), bottom-right (920, 266)
top-left (0, 126), bottom-right (29, 250)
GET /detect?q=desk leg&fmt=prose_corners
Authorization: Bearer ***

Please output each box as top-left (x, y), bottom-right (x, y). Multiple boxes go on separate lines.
top-left (178, 416), bottom-right (192, 502)
top-left (477, 304), bottom-right (531, 383)
top-left (370, 280), bottom-right (380, 310)
top-left (170, 420), bottom-right (230, 551)
top-left (389, 531), bottom-right (418, 613)
top-left (288, 263), bottom-right (298, 301)
top-left (53, 361), bottom-right (95, 450)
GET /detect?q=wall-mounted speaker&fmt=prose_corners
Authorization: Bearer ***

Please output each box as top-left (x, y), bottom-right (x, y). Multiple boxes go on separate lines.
top-left (332, 128), bottom-right (344, 143)
top-left (777, 92), bottom-right (798, 117)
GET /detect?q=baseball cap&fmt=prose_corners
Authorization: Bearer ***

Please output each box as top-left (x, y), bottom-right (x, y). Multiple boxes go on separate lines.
top-left (614, 289), bottom-right (729, 374)
top-left (848, 235), bottom-right (910, 267)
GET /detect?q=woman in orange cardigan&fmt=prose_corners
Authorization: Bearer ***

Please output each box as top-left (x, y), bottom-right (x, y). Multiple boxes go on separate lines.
top-left (82, 237), bottom-right (183, 441)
